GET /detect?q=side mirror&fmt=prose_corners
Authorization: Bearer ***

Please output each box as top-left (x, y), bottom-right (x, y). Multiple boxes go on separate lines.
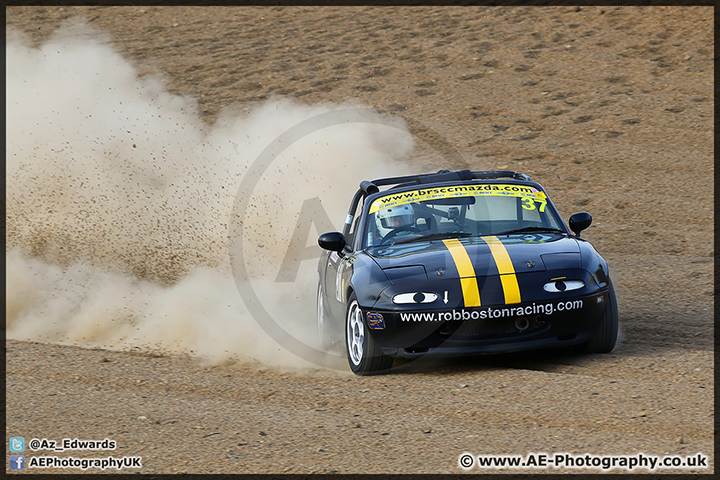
top-left (318, 232), bottom-right (346, 252)
top-left (569, 211), bottom-right (592, 237)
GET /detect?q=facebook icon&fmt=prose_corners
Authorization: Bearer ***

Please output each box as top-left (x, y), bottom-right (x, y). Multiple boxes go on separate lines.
top-left (10, 455), bottom-right (25, 470)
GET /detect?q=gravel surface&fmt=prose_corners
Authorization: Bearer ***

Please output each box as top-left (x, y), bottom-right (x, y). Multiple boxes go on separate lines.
top-left (5, 5), bottom-right (714, 474)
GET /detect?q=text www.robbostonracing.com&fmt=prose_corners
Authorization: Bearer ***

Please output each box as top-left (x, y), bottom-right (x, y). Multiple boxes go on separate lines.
top-left (400, 300), bottom-right (583, 322)
top-left (458, 452), bottom-right (709, 471)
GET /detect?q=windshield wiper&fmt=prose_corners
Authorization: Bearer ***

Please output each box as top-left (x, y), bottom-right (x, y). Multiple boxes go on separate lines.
top-left (392, 231), bottom-right (473, 245)
top-left (493, 226), bottom-right (567, 236)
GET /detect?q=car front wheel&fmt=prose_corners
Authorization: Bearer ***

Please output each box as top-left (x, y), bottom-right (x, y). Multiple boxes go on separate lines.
top-left (345, 293), bottom-right (392, 375)
top-left (583, 279), bottom-right (619, 353)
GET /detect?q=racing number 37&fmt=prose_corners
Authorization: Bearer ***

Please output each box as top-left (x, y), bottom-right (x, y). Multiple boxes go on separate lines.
top-left (522, 197), bottom-right (547, 212)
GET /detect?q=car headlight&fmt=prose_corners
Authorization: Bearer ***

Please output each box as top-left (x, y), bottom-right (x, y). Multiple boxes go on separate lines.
top-left (392, 292), bottom-right (438, 304)
top-left (543, 279), bottom-right (584, 293)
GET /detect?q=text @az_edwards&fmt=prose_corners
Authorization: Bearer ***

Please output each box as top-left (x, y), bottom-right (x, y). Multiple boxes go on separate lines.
top-left (28, 437), bottom-right (116, 452)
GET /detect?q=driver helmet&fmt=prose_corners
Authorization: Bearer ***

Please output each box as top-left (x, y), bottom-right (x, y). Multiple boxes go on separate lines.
top-left (377, 204), bottom-right (415, 229)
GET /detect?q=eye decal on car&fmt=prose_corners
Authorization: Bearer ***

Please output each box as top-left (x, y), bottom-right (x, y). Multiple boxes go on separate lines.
top-left (543, 280), bottom-right (585, 293)
top-left (392, 292), bottom-right (438, 304)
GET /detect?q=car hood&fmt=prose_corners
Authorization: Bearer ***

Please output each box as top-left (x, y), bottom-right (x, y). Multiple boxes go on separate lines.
top-left (365, 234), bottom-right (580, 279)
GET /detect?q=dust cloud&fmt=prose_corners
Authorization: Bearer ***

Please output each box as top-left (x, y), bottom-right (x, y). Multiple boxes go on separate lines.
top-left (5, 21), bottom-right (413, 369)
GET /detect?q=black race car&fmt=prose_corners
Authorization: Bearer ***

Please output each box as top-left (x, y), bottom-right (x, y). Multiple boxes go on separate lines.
top-left (317, 170), bottom-right (618, 375)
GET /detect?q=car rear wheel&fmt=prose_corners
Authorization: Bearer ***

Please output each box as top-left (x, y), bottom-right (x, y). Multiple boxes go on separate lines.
top-left (317, 283), bottom-right (331, 350)
top-left (317, 282), bottom-right (344, 352)
top-left (583, 279), bottom-right (619, 353)
top-left (345, 293), bottom-right (392, 375)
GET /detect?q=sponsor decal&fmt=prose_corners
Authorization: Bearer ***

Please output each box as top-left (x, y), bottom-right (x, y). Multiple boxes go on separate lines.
top-left (367, 312), bottom-right (385, 329)
top-left (399, 299), bottom-right (585, 322)
top-left (369, 183), bottom-right (546, 214)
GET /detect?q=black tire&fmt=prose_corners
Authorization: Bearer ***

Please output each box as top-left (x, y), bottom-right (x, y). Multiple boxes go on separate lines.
top-left (345, 293), bottom-right (393, 375)
top-left (582, 279), bottom-right (619, 353)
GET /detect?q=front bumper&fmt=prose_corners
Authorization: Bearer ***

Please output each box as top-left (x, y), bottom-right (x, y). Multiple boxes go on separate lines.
top-left (362, 290), bottom-right (608, 358)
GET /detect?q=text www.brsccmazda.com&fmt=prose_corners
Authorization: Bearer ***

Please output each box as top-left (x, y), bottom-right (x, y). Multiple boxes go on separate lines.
top-left (400, 300), bottom-right (583, 322)
top-left (458, 452), bottom-right (709, 471)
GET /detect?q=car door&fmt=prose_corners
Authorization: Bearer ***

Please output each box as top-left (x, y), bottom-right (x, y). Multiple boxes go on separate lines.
top-left (324, 202), bottom-right (363, 321)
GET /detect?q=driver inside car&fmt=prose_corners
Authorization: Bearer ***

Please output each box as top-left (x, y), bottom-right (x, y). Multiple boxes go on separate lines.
top-left (375, 204), bottom-right (416, 245)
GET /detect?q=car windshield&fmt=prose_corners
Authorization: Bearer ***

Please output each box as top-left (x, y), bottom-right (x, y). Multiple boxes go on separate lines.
top-left (363, 183), bottom-right (565, 247)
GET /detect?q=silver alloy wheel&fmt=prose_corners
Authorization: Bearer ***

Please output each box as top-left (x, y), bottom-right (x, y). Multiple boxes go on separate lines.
top-left (346, 300), bottom-right (364, 366)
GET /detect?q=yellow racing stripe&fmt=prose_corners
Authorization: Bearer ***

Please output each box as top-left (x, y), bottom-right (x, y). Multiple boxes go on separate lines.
top-left (442, 239), bottom-right (481, 307)
top-left (481, 236), bottom-right (522, 304)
